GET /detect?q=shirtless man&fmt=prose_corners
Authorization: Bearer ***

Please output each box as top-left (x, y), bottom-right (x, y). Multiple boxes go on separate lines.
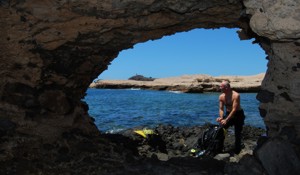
top-left (216, 80), bottom-right (245, 154)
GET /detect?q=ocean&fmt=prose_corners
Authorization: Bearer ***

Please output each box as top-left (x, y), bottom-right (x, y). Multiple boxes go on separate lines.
top-left (83, 88), bottom-right (265, 133)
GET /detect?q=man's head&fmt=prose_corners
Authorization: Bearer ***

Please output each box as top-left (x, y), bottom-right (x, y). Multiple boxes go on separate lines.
top-left (220, 80), bottom-right (230, 92)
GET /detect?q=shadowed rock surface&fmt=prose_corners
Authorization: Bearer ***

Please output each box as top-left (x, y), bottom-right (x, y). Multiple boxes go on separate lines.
top-left (0, 124), bottom-right (265, 174)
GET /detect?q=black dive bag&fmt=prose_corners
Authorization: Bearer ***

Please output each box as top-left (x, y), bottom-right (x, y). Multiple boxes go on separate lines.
top-left (197, 124), bottom-right (225, 156)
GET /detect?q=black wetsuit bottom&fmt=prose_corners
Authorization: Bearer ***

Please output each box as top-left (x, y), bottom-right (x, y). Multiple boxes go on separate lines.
top-left (224, 109), bottom-right (246, 153)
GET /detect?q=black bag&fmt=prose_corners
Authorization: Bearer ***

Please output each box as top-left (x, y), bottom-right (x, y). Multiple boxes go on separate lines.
top-left (197, 125), bottom-right (225, 156)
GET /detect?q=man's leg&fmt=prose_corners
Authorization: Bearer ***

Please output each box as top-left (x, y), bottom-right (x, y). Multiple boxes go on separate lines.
top-left (234, 123), bottom-right (243, 153)
top-left (234, 110), bottom-right (245, 154)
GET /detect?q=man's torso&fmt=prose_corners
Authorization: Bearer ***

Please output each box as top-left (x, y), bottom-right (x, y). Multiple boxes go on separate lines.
top-left (220, 90), bottom-right (241, 112)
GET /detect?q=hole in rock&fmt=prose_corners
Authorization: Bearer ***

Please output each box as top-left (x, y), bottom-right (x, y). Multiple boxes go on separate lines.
top-left (83, 28), bottom-right (267, 133)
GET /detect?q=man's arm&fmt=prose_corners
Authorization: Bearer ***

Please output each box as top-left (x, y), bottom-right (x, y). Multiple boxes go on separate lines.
top-left (217, 95), bottom-right (224, 122)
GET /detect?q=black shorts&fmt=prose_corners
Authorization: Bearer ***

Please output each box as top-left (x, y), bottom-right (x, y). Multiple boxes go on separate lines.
top-left (224, 109), bottom-right (245, 129)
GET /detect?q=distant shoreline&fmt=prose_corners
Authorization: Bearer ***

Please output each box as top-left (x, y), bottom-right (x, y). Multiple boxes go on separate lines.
top-left (90, 73), bottom-right (265, 93)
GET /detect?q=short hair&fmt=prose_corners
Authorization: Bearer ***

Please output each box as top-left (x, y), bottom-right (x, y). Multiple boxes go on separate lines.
top-left (221, 80), bottom-right (230, 88)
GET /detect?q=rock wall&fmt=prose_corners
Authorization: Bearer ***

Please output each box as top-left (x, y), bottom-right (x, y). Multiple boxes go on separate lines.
top-left (243, 1), bottom-right (300, 174)
top-left (0, 0), bottom-right (245, 139)
top-left (0, 0), bottom-right (300, 174)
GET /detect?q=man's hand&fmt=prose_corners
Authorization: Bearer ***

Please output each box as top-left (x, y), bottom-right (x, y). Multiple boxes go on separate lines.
top-left (216, 117), bottom-right (223, 122)
top-left (220, 119), bottom-right (228, 126)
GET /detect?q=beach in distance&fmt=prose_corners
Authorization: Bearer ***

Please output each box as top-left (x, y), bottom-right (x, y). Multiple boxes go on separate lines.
top-left (90, 73), bottom-right (265, 93)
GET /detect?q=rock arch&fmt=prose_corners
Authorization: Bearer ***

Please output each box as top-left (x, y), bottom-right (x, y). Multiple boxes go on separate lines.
top-left (1, 0), bottom-right (299, 174)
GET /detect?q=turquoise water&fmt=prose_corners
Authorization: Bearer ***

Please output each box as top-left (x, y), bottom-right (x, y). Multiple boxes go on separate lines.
top-left (83, 89), bottom-right (265, 133)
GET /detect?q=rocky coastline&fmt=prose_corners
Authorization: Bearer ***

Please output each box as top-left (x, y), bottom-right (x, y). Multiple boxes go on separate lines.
top-left (93, 124), bottom-right (266, 174)
top-left (90, 73), bottom-right (265, 93)
top-left (1, 123), bottom-right (266, 175)
top-left (117, 124), bottom-right (266, 161)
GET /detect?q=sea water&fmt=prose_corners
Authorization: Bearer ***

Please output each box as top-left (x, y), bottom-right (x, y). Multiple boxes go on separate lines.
top-left (83, 88), bottom-right (265, 133)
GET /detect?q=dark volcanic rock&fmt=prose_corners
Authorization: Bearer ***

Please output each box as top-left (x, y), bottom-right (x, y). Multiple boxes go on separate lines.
top-left (128, 74), bottom-right (156, 81)
top-left (118, 124), bottom-right (266, 161)
top-left (0, 123), bottom-right (266, 174)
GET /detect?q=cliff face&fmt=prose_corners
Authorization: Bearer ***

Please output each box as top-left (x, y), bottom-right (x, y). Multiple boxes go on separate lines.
top-left (90, 74), bottom-right (265, 93)
top-left (1, 0), bottom-right (300, 174)
top-left (1, 0), bottom-right (245, 138)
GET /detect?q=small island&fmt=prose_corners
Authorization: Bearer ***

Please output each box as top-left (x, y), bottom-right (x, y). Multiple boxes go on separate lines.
top-left (90, 73), bottom-right (265, 93)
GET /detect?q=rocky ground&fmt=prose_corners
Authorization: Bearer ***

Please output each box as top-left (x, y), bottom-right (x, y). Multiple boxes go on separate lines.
top-left (1, 124), bottom-right (265, 175)
top-left (116, 124), bottom-right (265, 162)
top-left (99, 124), bottom-right (266, 174)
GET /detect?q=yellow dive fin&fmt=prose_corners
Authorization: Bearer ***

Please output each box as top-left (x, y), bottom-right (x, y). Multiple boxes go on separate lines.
top-left (134, 130), bottom-right (147, 138)
top-left (134, 129), bottom-right (155, 138)
top-left (143, 129), bottom-right (155, 135)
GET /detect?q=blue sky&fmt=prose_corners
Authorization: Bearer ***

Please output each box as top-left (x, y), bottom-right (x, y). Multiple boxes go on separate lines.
top-left (98, 28), bottom-right (267, 80)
